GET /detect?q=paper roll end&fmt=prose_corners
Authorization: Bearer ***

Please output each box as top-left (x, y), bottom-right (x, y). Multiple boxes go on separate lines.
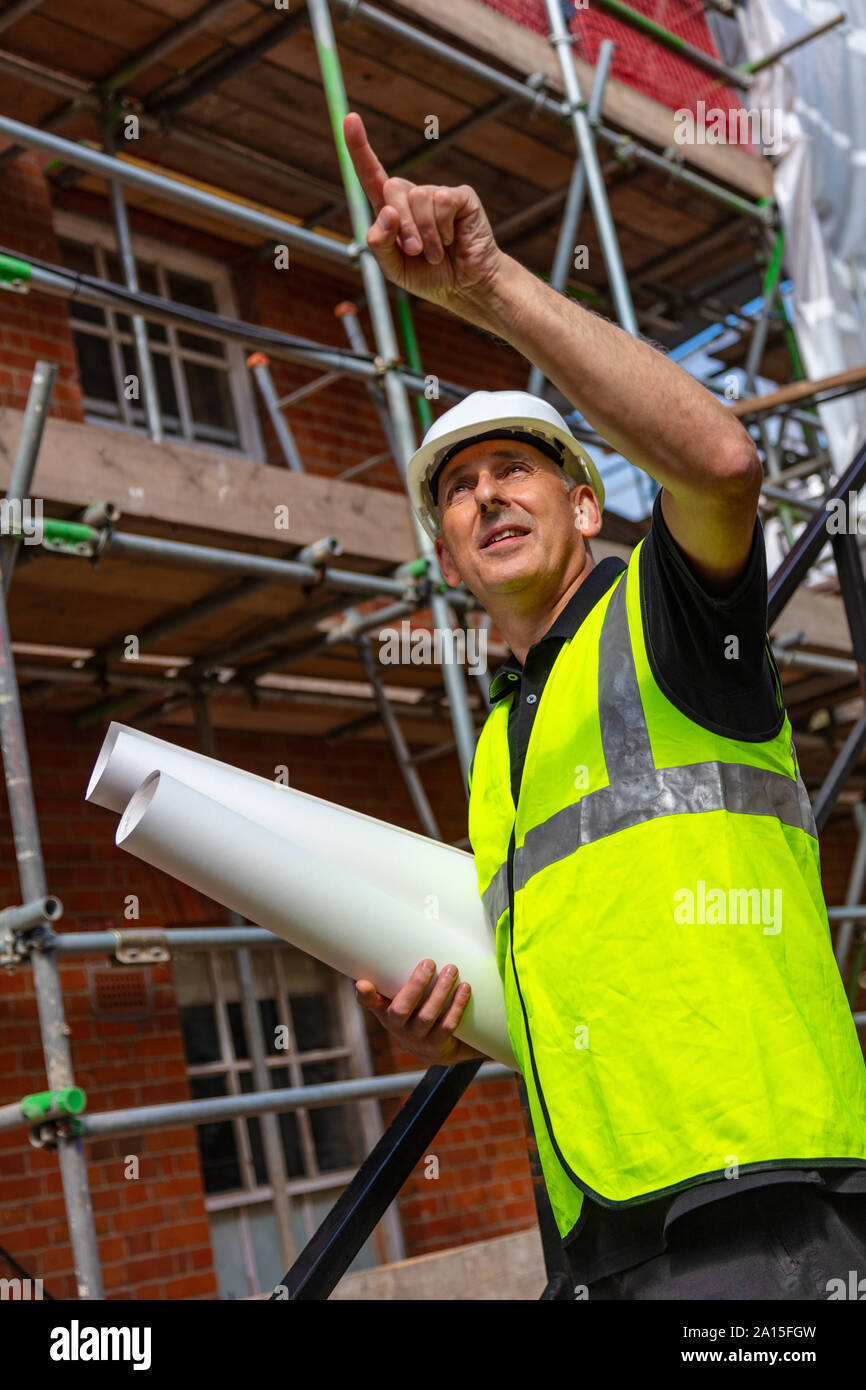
top-left (85, 722), bottom-right (125, 805)
top-left (117, 770), bottom-right (161, 846)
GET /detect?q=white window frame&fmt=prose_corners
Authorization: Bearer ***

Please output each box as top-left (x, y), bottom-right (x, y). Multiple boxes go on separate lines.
top-left (53, 209), bottom-right (265, 464)
top-left (173, 943), bottom-right (404, 1294)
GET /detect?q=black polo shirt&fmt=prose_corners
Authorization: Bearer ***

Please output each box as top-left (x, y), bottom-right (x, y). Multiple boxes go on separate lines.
top-left (482, 490), bottom-right (866, 1286)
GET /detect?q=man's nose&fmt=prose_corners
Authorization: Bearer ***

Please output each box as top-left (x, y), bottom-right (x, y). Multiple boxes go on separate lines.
top-left (474, 472), bottom-right (507, 508)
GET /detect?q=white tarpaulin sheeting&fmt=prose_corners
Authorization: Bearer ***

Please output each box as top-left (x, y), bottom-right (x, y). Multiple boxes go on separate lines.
top-left (747, 0), bottom-right (866, 469)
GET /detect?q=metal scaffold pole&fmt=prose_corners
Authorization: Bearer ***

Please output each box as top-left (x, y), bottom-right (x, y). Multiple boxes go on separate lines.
top-left (307, 0), bottom-right (477, 790)
top-left (103, 113), bottom-right (163, 443)
top-left (0, 365), bottom-right (104, 1300)
top-left (528, 39), bottom-right (615, 398)
top-left (1, 358), bottom-right (55, 597)
top-left (543, 0), bottom-right (639, 337)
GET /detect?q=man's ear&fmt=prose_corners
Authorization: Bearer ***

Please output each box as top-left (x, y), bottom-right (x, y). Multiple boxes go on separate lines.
top-left (572, 484), bottom-right (603, 541)
top-left (435, 534), bottom-right (463, 587)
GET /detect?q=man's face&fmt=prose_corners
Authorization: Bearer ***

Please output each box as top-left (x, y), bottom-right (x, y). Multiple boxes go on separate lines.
top-left (432, 438), bottom-right (601, 604)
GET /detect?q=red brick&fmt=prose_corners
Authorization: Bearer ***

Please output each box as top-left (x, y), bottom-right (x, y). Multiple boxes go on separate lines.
top-left (162, 1273), bottom-right (219, 1299)
top-left (155, 1219), bottom-right (211, 1251)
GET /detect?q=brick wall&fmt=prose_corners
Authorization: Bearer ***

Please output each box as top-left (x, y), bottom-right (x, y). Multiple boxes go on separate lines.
top-left (0, 708), bottom-right (532, 1298)
top-left (0, 156), bottom-right (84, 421)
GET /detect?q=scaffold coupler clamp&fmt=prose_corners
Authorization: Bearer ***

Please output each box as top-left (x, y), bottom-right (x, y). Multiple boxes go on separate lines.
top-left (525, 72), bottom-right (550, 119)
top-left (110, 928), bottom-right (170, 967)
top-left (612, 135), bottom-right (638, 171)
top-left (28, 1115), bottom-right (85, 1153)
top-left (403, 554), bottom-right (432, 606)
top-left (0, 897), bottom-right (62, 969)
top-left (373, 353), bottom-right (402, 382)
top-left (78, 501), bottom-right (120, 570)
top-left (298, 536), bottom-right (341, 596)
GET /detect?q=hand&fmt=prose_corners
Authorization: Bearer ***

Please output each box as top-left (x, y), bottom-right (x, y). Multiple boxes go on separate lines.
top-left (343, 111), bottom-right (504, 317)
top-left (355, 958), bottom-right (487, 1067)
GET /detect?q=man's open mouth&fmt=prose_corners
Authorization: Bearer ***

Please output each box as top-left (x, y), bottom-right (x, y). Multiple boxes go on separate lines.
top-left (480, 526), bottom-right (530, 550)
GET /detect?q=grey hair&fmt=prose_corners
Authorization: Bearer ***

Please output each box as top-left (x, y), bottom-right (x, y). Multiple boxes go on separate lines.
top-left (557, 464), bottom-right (579, 494)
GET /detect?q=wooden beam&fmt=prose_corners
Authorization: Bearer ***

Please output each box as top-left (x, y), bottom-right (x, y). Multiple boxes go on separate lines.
top-left (730, 363), bottom-right (866, 418)
top-left (387, 0), bottom-right (773, 202)
top-left (0, 410), bottom-right (417, 563)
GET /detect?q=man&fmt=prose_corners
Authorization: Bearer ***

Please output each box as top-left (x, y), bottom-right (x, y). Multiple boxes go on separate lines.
top-left (345, 111), bottom-right (866, 1300)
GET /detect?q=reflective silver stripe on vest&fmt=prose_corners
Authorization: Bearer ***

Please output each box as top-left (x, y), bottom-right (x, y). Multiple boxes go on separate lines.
top-left (514, 759), bottom-right (817, 891)
top-left (514, 570), bottom-right (817, 893)
top-left (481, 567), bottom-right (818, 919)
top-left (482, 860), bottom-right (510, 932)
top-left (598, 574), bottom-right (654, 780)
top-left (790, 728), bottom-right (819, 840)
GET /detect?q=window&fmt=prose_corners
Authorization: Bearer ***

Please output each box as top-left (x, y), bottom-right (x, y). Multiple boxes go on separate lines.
top-left (54, 214), bottom-right (262, 460)
top-left (172, 943), bottom-right (403, 1297)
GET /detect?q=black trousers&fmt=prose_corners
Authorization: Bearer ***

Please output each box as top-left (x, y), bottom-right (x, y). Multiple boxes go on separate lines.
top-left (582, 1185), bottom-right (866, 1300)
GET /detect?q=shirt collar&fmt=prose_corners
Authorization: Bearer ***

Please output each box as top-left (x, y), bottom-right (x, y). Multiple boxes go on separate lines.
top-left (488, 556), bottom-right (627, 702)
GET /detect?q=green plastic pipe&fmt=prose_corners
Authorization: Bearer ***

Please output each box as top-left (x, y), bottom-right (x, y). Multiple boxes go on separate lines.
top-left (395, 291), bottom-right (434, 433)
top-left (762, 227), bottom-right (786, 301)
top-left (21, 1087), bottom-right (86, 1120)
top-left (0, 253), bottom-right (31, 289)
top-left (43, 518), bottom-right (98, 546)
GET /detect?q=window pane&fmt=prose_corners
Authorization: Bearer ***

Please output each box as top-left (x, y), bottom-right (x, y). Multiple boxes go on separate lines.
top-left (167, 269), bottom-right (225, 357)
top-left (301, 1058), bottom-right (364, 1173)
top-left (58, 239), bottom-right (105, 326)
top-left (74, 330), bottom-right (117, 407)
top-left (180, 1002), bottom-right (221, 1065)
top-left (240, 1071), bottom-right (268, 1187)
top-left (105, 251), bottom-right (167, 342)
top-left (259, 997), bottom-right (281, 1055)
top-left (120, 343), bottom-right (182, 436)
top-left (184, 361), bottom-right (240, 444)
top-left (270, 1065), bottom-right (306, 1178)
top-left (191, 1074), bottom-right (241, 1194)
top-left (291, 993), bottom-right (341, 1053)
top-left (226, 1000), bottom-right (248, 1059)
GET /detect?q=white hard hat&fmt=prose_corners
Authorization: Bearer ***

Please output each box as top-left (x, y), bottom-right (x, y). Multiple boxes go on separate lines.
top-left (407, 389), bottom-right (605, 541)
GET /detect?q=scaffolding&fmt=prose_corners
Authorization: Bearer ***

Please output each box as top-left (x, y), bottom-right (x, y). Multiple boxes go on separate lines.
top-left (0, 0), bottom-right (865, 1302)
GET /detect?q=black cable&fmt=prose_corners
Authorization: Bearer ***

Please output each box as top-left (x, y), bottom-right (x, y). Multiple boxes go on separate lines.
top-left (0, 244), bottom-right (469, 400)
top-left (0, 243), bottom-right (379, 366)
top-left (0, 1240), bottom-right (55, 1298)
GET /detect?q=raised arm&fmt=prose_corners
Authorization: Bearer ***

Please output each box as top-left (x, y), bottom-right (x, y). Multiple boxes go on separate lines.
top-left (344, 111), bottom-right (762, 594)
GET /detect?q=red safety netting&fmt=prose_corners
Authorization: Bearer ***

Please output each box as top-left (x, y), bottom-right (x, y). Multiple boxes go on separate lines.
top-left (477, 0), bottom-right (752, 144)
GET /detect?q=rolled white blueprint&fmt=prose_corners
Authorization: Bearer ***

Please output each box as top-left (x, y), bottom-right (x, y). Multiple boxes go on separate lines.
top-left (117, 771), bottom-right (517, 1070)
top-left (88, 723), bottom-right (491, 951)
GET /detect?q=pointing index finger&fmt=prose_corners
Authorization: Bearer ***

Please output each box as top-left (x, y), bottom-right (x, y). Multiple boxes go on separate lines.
top-left (343, 111), bottom-right (389, 217)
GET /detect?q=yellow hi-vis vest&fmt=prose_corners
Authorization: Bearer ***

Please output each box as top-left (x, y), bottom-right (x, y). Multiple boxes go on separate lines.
top-left (468, 539), bottom-right (866, 1244)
